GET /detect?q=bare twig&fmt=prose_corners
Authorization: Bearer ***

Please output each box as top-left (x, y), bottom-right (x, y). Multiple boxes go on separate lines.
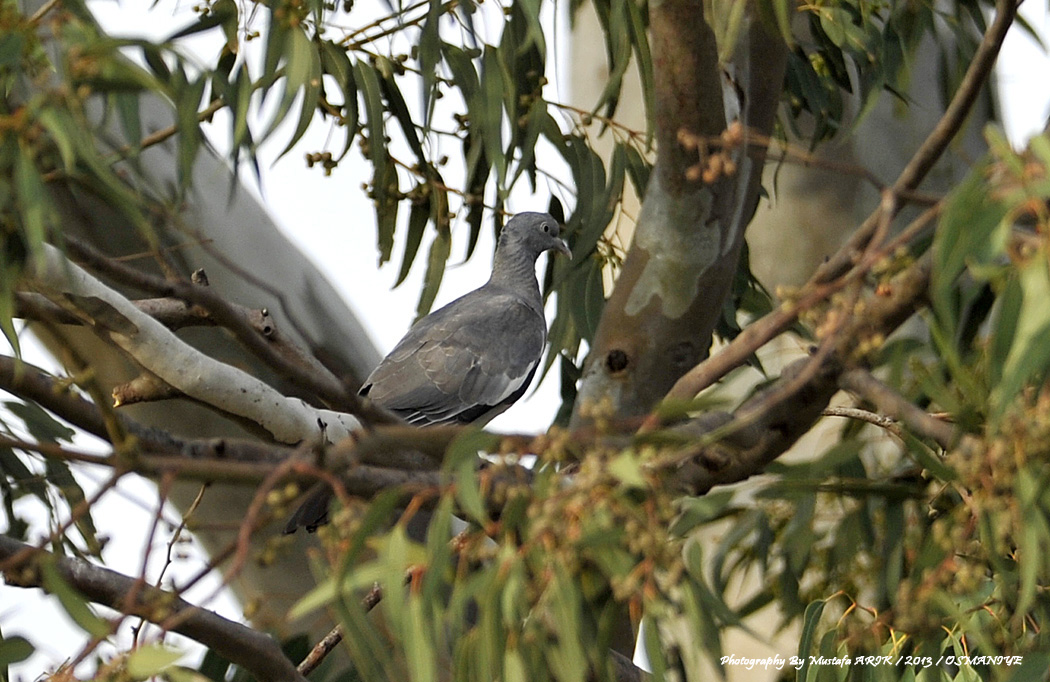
top-left (822, 406), bottom-right (903, 437)
top-left (839, 369), bottom-right (959, 450)
top-left (112, 373), bottom-right (184, 407)
top-left (297, 583), bottom-right (384, 675)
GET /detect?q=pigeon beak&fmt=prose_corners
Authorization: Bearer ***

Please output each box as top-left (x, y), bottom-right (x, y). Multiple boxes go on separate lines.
top-left (555, 239), bottom-right (572, 259)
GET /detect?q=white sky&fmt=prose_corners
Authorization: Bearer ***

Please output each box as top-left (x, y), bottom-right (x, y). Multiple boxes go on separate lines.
top-left (3, 0), bottom-right (1050, 677)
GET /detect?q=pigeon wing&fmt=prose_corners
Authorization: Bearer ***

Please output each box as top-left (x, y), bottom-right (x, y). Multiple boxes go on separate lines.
top-left (360, 290), bottom-right (546, 426)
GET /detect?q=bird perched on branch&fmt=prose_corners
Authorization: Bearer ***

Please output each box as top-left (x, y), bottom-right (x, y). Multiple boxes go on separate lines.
top-left (285, 211), bottom-right (571, 533)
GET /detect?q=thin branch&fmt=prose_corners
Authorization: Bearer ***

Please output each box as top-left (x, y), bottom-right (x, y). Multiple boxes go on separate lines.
top-left (839, 369), bottom-right (959, 450)
top-left (297, 584), bottom-right (384, 676)
top-left (16, 291), bottom-right (273, 332)
top-left (679, 126), bottom-right (942, 207)
top-left (28, 0), bottom-right (60, 24)
top-left (0, 535), bottom-right (307, 682)
top-left (822, 406), bottom-right (903, 437)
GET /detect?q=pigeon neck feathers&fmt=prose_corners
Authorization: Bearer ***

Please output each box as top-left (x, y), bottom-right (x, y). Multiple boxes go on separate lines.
top-left (486, 212), bottom-right (567, 307)
top-left (488, 238), bottom-right (544, 306)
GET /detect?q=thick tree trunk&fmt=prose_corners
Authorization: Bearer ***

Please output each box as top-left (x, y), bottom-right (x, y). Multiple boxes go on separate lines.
top-left (572, 5), bottom-right (787, 424)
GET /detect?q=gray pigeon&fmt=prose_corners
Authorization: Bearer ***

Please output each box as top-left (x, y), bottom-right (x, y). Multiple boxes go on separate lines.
top-left (285, 212), bottom-right (570, 532)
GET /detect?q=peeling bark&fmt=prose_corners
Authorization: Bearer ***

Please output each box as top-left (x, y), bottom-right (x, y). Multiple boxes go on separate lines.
top-left (573, 6), bottom-right (787, 424)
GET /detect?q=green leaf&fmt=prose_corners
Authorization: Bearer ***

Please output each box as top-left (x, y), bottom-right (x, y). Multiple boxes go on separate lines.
top-left (567, 261), bottom-right (604, 342)
top-left (770, 0), bottom-right (795, 45)
top-left (480, 46), bottom-right (508, 189)
top-left (373, 157), bottom-right (400, 266)
top-left (512, 97), bottom-right (547, 190)
top-left (607, 450), bottom-right (645, 489)
top-left (0, 33), bottom-right (25, 69)
top-left (503, 648), bottom-right (528, 682)
top-left (623, 0), bottom-right (655, 144)
top-left (274, 28), bottom-right (322, 158)
top-left (1005, 651), bottom-right (1050, 682)
top-left (992, 258), bottom-right (1050, 418)
top-left (38, 109), bottom-right (78, 172)
top-left (319, 40), bottom-right (359, 160)
top-left (40, 558), bottom-right (110, 639)
top-left (405, 595), bottom-right (436, 682)
top-left (442, 44), bottom-right (480, 102)
top-left (0, 633), bottom-right (34, 669)
top-left (166, 2), bottom-right (237, 41)
top-left (378, 56), bottom-right (424, 162)
top-left (126, 644), bottom-right (185, 679)
top-left (396, 199), bottom-right (430, 288)
top-left (416, 229), bottom-right (451, 319)
top-left (113, 92), bottom-right (143, 154)
top-left (932, 160), bottom-right (1008, 335)
top-left (418, 1), bottom-right (442, 125)
top-left (173, 74), bottom-right (206, 191)
top-left (544, 569), bottom-right (586, 682)
top-left (445, 429), bottom-right (498, 524)
top-left (14, 146), bottom-right (47, 259)
top-left (5, 400), bottom-right (75, 443)
top-left (671, 490), bottom-right (735, 536)
top-left (592, 0), bottom-right (631, 122)
top-left (623, 143), bottom-right (651, 196)
top-left (0, 445), bottom-right (48, 499)
top-left (44, 456), bottom-right (101, 555)
top-left (796, 599), bottom-right (827, 682)
top-left (642, 617), bottom-right (668, 682)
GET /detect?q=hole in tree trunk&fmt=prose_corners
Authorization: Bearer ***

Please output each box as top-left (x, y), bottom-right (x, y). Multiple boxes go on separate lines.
top-left (605, 349), bottom-right (629, 374)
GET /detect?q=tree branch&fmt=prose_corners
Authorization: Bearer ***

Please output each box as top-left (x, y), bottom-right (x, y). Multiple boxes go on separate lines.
top-left (0, 535), bottom-right (307, 682)
top-left (25, 243), bottom-right (360, 444)
top-left (63, 236), bottom-right (390, 421)
top-left (0, 354), bottom-right (181, 451)
top-left (670, 254), bottom-right (934, 494)
top-left (839, 369), bottom-right (959, 450)
top-left (15, 291), bottom-right (270, 331)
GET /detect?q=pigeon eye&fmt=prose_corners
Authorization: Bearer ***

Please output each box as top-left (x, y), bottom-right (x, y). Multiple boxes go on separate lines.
top-left (542, 224), bottom-right (550, 233)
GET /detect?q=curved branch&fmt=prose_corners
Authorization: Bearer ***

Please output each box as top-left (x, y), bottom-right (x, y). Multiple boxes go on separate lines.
top-left (0, 535), bottom-right (307, 682)
top-left (64, 237), bottom-right (395, 423)
top-left (26, 244), bottom-right (360, 445)
top-left (813, 0), bottom-right (1019, 285)
top-left (671, 254), bottom-right (933, 494)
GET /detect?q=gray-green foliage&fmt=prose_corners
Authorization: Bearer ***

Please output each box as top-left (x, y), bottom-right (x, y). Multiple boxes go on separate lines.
top-left (3, 0), bottom-right (1050, 680)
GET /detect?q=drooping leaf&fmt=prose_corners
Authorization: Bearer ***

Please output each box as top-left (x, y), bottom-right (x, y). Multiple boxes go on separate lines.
top-left (40, 558), bottom-right (110, 639)
top-left (416, 228), bottom-right (451, 320)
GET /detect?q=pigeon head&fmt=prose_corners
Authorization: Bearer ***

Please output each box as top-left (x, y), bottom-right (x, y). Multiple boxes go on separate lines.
top-left (498, 212), bottom-right (572, 260)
